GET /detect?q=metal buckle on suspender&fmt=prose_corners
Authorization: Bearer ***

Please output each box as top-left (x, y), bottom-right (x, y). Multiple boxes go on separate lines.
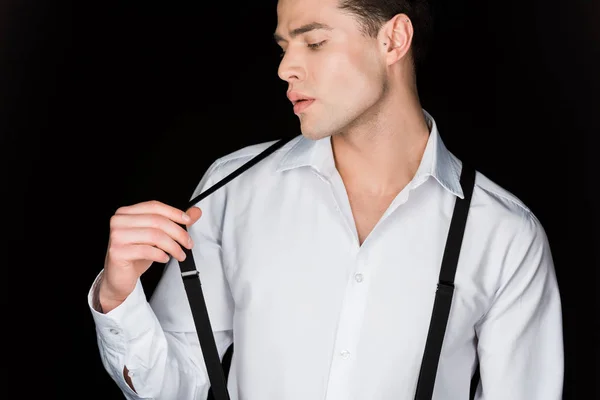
top-left (181, 270), bottom-right (199, 279)
top-left (437, 281), bottom-right (455, 294)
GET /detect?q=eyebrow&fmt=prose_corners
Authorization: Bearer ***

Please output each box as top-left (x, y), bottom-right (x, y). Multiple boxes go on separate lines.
top-left (273, 22), bottom-right (333, 43)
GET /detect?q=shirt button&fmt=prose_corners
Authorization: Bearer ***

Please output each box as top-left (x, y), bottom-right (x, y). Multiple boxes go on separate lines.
top-left (354, 273), bottom-right (364, 283)
top-left (109, 328), bottom-right (120, 335)
top-left (340, 350), bottom-right (350, 359)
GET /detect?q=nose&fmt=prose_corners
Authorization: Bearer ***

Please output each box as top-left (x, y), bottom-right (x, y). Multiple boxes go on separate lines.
top-left (277, 50), bottom-right (305, 83)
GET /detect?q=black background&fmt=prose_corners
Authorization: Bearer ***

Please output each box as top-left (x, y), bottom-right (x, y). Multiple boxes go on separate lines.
top-left (2, 0), bottom-right (597, 398)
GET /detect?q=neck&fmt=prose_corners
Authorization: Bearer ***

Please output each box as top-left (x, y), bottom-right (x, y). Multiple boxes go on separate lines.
top-left (331, 88), bottom-right (430, 197)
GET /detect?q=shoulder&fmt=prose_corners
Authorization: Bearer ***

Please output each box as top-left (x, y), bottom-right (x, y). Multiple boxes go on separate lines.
top-left (473, 169), bottom-right (532, 217)
top-left (471, 168), bottom-right (549, 255)
top-left (190, 135), bottom-right (303, 200)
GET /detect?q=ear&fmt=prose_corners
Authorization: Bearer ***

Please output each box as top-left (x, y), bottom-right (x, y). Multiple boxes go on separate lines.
top-left (379, 13), bottom-right (414, 66)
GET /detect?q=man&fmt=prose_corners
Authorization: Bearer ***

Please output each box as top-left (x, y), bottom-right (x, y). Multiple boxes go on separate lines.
top-left (88, 0), bottom-right (564, 398)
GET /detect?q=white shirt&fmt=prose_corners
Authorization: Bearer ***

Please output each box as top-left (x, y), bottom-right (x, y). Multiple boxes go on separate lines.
top-left (88, 111), bottom-right (563, 400)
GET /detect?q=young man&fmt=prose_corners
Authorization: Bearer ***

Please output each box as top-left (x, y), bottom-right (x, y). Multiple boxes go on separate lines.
top-left (88, 0), bottom-right (564, 399)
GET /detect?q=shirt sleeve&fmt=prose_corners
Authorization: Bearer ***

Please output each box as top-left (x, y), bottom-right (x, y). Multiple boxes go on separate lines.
top-left (88, 159), bottom-right (235, 400)
top-left (474, 212), bottom-right (564, 399)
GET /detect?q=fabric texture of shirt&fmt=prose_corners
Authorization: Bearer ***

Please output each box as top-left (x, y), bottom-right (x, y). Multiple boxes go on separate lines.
top-left (88, 111), bottom-right (564, 400)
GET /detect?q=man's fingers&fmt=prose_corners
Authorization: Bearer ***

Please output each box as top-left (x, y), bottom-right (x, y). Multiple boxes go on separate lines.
top-left (109, 244), bottom-right (172, 267)
top-left (184, 206), bottom-right (202, 226)
top-left (109, 213), bottom-right (193, 249)
top-left (115, 200), bottom-right (200, 226)
top-left (110, 227), bottom-right (188, 261)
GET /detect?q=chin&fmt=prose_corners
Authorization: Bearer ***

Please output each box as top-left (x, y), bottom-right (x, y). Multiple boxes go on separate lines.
top-left (298, 117), bottom-right (339, 141)
top-left (299, 126), bottom-right (332, 141)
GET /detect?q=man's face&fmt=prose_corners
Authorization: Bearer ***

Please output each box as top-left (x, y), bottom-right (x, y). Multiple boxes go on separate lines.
top-left (275, 0), bottom-right (388, 140)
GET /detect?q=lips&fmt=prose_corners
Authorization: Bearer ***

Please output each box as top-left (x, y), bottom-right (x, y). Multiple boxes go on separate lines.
top-left (291, 97), bottom-right (314, 104)
top-left (293, 99), bottom-right (315, 114)
top-left (287, 91), bottom-right (316, 114)
top-left (287, 91), bottom-right (314, 102)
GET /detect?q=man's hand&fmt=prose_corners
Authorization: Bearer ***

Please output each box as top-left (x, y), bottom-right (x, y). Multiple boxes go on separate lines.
top-left (98, 200), bottom-right (202, 313)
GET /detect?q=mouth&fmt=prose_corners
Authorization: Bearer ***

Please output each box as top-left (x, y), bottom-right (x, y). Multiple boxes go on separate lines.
top-left (293, 99), bottom-right (315, 114)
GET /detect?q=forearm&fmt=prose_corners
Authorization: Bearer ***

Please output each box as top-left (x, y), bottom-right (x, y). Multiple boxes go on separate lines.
top-left (97, 325), bottom-right (212, 399)
top-left (89, 272), bottom-right (216, 399)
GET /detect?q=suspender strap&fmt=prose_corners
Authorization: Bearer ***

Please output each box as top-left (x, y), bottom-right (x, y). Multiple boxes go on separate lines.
top-left (177, 137), bottom-right (294, 400)
top-left (414, 163), bottom-right (476, 400)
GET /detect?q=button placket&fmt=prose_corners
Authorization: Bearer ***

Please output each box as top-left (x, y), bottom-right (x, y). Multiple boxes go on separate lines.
top-left (324, 251), bottom-right (371, 399)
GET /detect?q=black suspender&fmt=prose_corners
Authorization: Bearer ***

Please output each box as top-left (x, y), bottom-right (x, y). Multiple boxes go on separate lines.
top-left (174, 137), bottom-right (478, 400)
top-left (414, 164), bottom-right (478, 400)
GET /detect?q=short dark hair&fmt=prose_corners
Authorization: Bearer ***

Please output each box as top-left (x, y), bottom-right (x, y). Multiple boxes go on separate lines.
top-left (337, 0), bottom-right (433, 67)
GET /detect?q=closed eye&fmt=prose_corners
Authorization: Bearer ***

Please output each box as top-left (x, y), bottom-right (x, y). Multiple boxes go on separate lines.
top-left (307, 40), bottom-right (326, 50)
top-left (279, 40), bottom-right (327, 58)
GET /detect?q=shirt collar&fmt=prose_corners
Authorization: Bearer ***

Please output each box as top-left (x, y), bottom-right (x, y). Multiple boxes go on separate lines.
top-left (276, 109), bottom-right (464, 199)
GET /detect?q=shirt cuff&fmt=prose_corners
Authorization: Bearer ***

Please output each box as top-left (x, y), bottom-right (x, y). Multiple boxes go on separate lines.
top-left (87, 271), bottom-right (157, 344)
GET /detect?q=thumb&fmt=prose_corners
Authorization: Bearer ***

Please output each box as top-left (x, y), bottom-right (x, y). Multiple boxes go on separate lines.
top-left (184, 206), bottom-right (202, 225)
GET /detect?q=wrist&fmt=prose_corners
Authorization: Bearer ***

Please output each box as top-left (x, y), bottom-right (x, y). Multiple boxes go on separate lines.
top-left (97, 276), bottom-right (127, 314)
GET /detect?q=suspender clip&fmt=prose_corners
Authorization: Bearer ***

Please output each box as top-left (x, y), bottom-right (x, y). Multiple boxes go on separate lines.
top-left (437, 281), bottom-right (455, 294)
top-left (181, 270), bottom-right (199, 279)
